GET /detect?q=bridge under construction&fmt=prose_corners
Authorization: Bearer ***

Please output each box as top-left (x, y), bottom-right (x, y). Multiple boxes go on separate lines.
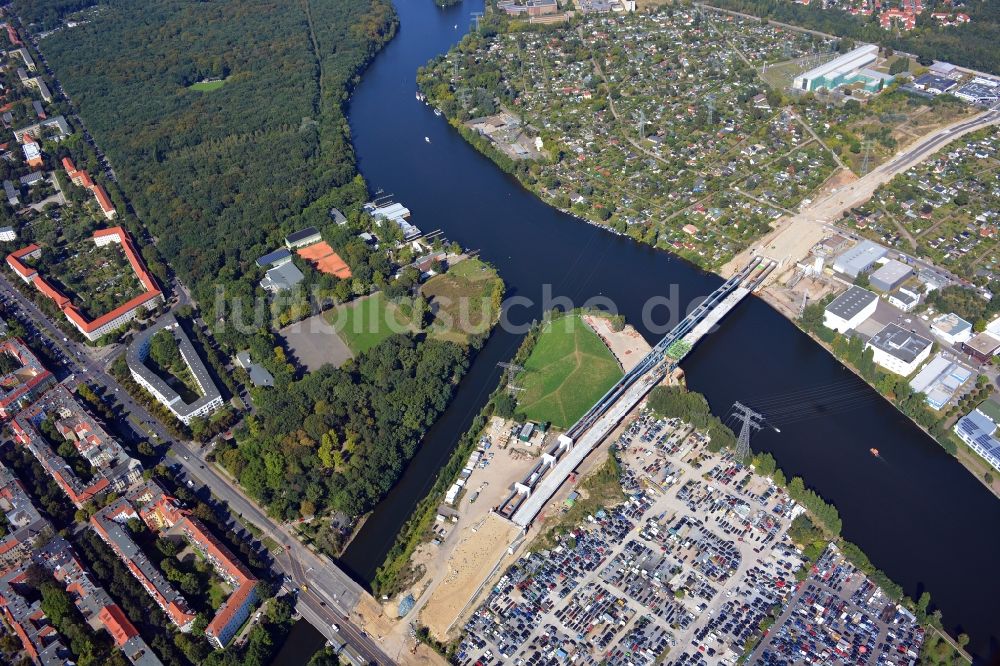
top-left (498, 257), bottom-right (776, 529)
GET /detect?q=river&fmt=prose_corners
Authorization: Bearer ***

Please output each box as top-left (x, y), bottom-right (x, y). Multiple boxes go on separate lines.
top-left (335, 0), bottom-right (1000, 660)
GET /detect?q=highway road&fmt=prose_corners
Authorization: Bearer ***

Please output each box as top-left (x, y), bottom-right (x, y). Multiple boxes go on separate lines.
top-left (0, 273), bottom-right (394, 664)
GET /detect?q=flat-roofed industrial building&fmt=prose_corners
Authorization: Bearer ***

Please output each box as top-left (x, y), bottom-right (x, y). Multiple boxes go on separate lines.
top-left (823, 286), bottom-right (878, 333)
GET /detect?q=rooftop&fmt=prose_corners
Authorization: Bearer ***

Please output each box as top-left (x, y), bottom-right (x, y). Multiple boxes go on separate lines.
top-left (11, 385), bottom-right (141, 506)
top-left (260, 260), bottom-right (304, 292)
top-left (869, 259), bottom-right (913, 286)
top-left (931, 312), bottom-right (973, 337)
top-left (955, 409), bottom-right (1000, 464)
top-left (255, 248), bottom-right (291, 268)
top-left (825, 286), bottom-right (877, 320)
top-left (284, 226), bottom-right (321, 246)
top-left (832, 240), bottom-right (888, 277)
top-left (0, 337), bottom-right (54, 413)
top-left (867, 323), bottom-right (932, 363)
top-left (963, 332), bottom-right (1000, 356)
top-left (126, 314), bottom-right (223, 421)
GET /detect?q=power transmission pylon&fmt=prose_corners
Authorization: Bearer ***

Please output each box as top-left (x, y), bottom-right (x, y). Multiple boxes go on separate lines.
top-left (731, 401), bottom-right (763, 464)
top-left (705, 93), bottom-right (717, 126)
top-left (633, 110), bottom-right (646, 140)
top-left (859, 139), bottom-right (874, 176)
top-left (498, 362), bottom-right (525, 394)
top-left (472, 11), bottom-right (483, 31)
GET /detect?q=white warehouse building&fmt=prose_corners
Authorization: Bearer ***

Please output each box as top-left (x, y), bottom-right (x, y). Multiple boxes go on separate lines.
top-left (793, 44), bottom-right (883, 92)
top-left (823, 286), bottom-right (878, 333)
top-left (866, 323), bottom-right (932, 376)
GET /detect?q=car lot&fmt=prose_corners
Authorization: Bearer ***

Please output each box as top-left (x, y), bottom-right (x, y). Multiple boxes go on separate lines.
top-left (453, 411), bottom-right (924, 666)
top-left (454, 413), bottom-right (807, 665)
top-left (753, 545), bottom-right (924, 665)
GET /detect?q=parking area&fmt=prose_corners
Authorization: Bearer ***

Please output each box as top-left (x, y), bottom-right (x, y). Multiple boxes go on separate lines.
top-left (452, 409), bottom-right (925, 666)
top-left (453, 412), bottom-right (809, 666)
top-left (753, 545), bottom-right (924, 665)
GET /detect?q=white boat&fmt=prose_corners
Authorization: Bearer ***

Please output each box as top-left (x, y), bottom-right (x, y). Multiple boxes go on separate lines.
top-left (433, 108), bottom-right (442, 117)
top-left (425, 136), bottom-right (431, 143)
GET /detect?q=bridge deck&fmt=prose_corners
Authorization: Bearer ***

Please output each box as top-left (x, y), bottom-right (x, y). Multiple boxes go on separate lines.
top-left (503, 258), bottom-right (774, 529)
top-left (511, 365), bottom-right (661, 527)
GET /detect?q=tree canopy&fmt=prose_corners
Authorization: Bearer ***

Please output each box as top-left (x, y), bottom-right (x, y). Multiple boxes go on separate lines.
top-left (22, 0), bottom-right (397, 308)
top-left (218, 334), bottom-right (468, 521)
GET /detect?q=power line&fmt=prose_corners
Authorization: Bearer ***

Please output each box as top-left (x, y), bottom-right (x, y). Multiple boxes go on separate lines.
top-left (731, 401), bottom-right (762, 464)
top-left (497, 361), bottom-right (525, 394)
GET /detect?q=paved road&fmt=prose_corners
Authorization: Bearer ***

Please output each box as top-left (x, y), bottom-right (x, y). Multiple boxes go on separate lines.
top-left (0, 273), bottom-right (394, 664)
top-left (730, 102), bottom-right (1000, 282)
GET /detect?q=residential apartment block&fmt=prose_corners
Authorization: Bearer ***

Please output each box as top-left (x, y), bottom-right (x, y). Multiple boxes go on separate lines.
top-left (20, 133), bottom-right (42, 167)
top-left (126, 314), bottom-right (224, 424)
top-left (91, 480), bottom-right (258, 647)
top-left (63, 157), bottom-right (116, 220)
top-left (91, 496), bottom-right (198, 632)
top-left (0, 337), bottom-right (56, 419)
top-left (6, 226), bottom-right (164, 341)
top-left (0, 460), bottom-right (161, 666)
top-left (11, 385), bottom-right (143, 507)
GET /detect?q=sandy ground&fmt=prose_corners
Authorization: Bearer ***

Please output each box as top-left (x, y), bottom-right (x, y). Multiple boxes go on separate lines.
top-left (761, 274), bottom-right (841, 321)
top-left (582, 314), bottom-right (652, 372)
top-left (722, 108), bottom-right (1000, 284)
top-left (278, 312), bottom-right (354, 371)
top-left (419, 513), bottom-right (521, 640)
top-left (374, 419), bottom-right (547, 653)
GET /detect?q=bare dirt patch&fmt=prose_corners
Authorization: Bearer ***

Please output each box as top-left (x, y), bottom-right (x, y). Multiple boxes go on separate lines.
top-left (419, 513), bottom-right (521, 640)
top-left (582, 314), bottom-right (652, 372)
top-left (279, 312), bottom-right (354, 371)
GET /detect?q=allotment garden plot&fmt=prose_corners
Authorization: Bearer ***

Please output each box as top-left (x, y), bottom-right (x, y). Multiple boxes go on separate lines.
top-left (847, 126), bottom-right (1000, 283)
top-left (423, 8), bottom-right (845, 269)
top-left (26, 236), bottom-right (144, 320)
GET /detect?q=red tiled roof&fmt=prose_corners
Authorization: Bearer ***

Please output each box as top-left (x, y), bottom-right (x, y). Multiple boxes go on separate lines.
top-left (98, 604), bottom-right (139, 646)
top-left (6, 228), bottom-right (161, 336)
top-left (6, 244), bottom-right (40, 280)
top-left (92, 184), bottom-right (114, 213)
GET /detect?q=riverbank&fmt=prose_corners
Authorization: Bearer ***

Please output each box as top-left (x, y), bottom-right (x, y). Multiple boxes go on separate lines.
top-left (420, 50), bottom-right (1000, 504)
top-left (765, 285), bottom-right (1000, 502)
top-left (341, 0), bottom-right (1000, 654)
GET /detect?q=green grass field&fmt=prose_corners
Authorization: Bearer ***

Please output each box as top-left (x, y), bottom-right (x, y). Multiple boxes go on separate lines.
top-left (421, 257), bottom-right (502, 344)
top-left (188, 79), bottom-right (226, 92)
top-left (516, 314), bottom-right (623, 429)
top-left (328, 293), bottom-right (414, 355)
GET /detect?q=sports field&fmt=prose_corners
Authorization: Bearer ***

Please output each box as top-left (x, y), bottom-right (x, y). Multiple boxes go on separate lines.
top-left (516, 315), bottom-right (623, 429)
top-left (327, 293), bottom-right (414, 355)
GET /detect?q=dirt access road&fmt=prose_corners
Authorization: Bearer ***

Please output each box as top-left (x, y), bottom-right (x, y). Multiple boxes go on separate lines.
top-left (722, 103), bottom-right (1000, 283)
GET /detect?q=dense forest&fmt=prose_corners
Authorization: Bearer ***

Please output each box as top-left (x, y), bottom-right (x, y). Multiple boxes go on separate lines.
top-left (216, 334), bottom-right (467, 526)
top-left (13, 0), bottom-right (99, 31)
top-left (710, 0), bottom-right (1000, 74)
top-left (17, 0), bottom-right (397, 311)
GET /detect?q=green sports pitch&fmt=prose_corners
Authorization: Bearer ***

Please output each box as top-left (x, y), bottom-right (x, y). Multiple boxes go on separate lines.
top-left (515, 314), bottom-right (623, 429)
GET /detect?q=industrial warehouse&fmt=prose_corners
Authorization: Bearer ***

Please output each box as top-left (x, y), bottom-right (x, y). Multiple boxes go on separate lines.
top-left (793, 44), bottom-right (894, 93)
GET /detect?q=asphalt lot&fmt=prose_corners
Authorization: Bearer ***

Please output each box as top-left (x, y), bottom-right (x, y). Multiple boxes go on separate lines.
top-left (454, 413), bottom-right (807, 666)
